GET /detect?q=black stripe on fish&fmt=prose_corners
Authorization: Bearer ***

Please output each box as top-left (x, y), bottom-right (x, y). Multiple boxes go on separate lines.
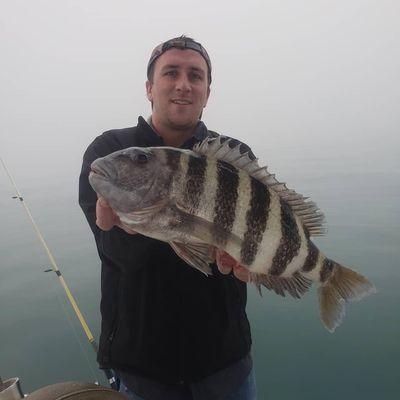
top-left (213, 160), bottom-right (239, 245)
top-left (241, 177), bottom-right (270, 265)
top-left (302, 240), bottom-right (319, 272)
top-left (320, 258), bottom-right (334, 282)
top-left (270, 200), bottom-right (301, 276)
top-left (166, 150), bottom-right (181, 173)
top-left (184, 155), bottom-right (207, 212)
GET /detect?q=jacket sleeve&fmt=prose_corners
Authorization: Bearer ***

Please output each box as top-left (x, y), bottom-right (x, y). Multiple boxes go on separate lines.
top-left (79, 131), bottom-right (122, 241)
top-left (78, 135), bottom-right (114, 239)
top-left (78, 130), bottom-right (155, 272)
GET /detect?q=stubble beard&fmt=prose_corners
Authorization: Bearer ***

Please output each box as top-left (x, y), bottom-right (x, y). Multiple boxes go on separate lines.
top-left (167, 117), bottom-right (197, 132)
top-left (166, 109), bottom-right (200, 132)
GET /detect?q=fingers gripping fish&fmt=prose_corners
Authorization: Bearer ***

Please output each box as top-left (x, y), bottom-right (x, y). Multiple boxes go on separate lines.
top-left (89, 137), bottom-right (376, 333)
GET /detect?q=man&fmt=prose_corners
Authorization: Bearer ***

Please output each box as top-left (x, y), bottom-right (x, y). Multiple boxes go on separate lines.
top-left (79, 36), bottom-right (257, 400)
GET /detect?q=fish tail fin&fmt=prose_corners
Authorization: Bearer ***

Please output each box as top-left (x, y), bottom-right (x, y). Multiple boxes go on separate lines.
top-left (318, 261), bottom-right (376, 333)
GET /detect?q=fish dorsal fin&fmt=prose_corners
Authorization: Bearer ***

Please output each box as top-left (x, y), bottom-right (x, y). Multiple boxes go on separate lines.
top-left (194, 136), bottom-right (327, 236)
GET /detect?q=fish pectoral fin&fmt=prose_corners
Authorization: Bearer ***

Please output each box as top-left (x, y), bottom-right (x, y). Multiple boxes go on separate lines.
top-left (169, 241), bottom-right (216, 276)
top-left (173, 203), bottom-right (242, 248)
top-left (250, 271), bottom-right (312, 299)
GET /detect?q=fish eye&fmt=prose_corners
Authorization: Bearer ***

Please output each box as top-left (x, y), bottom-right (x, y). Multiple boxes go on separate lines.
top-left (135, 153), bottom-right (149, 164)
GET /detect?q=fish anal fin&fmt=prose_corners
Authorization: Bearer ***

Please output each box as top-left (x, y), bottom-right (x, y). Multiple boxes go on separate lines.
top-left (250, 271), bottom-right (312, 299)
top-left (170, 241), bottom-right (215, 275)
top-left (318, 261), bottom-right (376, 333)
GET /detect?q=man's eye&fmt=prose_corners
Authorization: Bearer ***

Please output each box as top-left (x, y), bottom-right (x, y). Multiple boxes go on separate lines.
top-left (190, 73), bottom-right (202, 81)
top-left (165, 71), bottom-right (177, 77)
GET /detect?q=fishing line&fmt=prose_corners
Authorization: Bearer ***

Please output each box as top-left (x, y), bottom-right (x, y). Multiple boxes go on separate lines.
top-left (51, 282), bottom-right (100, 384)
top-left (0, 156), bottom-right (118, 390)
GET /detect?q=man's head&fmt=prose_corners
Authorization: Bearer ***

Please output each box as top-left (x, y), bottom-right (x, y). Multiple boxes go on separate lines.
top-left (146, 36), bottom-right (212, 133)
top-left (147, 36), bottom-right (212, 85)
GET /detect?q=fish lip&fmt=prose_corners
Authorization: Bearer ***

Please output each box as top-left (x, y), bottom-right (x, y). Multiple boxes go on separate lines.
top-left (89, 170), bottom-right (108, 186)
top-left (90, 166), bottom-right (107, 178)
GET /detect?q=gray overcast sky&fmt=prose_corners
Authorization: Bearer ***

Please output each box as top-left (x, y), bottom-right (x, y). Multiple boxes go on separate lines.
top-left (1, 0), bottom-right (399, 185)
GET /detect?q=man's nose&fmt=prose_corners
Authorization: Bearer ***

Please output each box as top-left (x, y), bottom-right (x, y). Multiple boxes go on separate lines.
top-left (175, 74), bottom-right (191, 92)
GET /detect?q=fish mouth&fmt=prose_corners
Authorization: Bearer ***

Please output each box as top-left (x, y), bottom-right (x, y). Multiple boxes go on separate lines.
top-left (89, 163), bottom-right (112, 187)
top-left (89, 166), bottom-right (109, 183)
top-left (90, 166), bottom-right (107, 178)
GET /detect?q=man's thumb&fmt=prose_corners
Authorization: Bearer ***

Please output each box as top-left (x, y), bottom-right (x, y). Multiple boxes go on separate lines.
top-left (98, 197), bottom-right (109, 208)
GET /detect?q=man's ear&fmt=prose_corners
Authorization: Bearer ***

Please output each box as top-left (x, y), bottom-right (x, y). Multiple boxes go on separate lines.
top-left (146, 80), bottom-right (153, 102)
top-left (203, 86), bottom-right (211, 108)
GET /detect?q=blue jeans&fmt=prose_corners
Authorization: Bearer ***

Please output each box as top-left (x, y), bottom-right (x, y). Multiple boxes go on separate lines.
top-left (119, 368), bottom-right (257, 400)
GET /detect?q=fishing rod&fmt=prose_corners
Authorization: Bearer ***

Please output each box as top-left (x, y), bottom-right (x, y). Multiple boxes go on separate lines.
top-left (0, 157), bottom-right (119, 391)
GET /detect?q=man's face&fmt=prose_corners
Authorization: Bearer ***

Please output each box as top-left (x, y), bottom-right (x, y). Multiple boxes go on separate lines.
top-left (146, 48), bottom-right (210, 131)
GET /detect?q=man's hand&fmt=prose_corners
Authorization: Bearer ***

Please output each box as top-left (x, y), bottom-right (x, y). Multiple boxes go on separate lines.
top-left (96, 197), bottom-right (137, 234)
top-left (216, 250), bottom-right (250, 283)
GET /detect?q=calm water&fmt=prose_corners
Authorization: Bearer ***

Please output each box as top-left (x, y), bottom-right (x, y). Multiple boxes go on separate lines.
top-left (1, 145), bottom-right (399, 399)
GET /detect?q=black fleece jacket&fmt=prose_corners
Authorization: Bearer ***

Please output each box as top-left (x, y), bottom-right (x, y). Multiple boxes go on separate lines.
top-left (78, 116), bottom-right (252, 385)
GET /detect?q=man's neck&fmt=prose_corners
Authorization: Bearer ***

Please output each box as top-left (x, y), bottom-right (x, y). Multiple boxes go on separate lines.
top-left (150, 117), bottom-right (197, 147)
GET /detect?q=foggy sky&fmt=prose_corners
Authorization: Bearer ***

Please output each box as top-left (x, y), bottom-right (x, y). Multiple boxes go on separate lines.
top-left (1, 0), bottom-right (399, 187)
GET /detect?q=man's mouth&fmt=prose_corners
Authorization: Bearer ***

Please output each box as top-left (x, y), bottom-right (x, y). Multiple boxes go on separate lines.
top-left (171, 99), bottom-right (192, 105)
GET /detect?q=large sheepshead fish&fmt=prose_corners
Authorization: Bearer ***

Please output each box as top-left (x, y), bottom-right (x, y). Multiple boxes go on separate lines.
top-left (89, 137), bottom-right (376, 332)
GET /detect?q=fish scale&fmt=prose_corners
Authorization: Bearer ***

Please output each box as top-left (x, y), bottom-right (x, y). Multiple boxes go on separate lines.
top-left (241, 176), bottom-right (270, 266)
top-left (212, 160), bottom-right (239, 246)
top-left (224, 169), bottom-right (252, 261)
top-left (270, 200), bottom-right (301, 276)
top-left (183, 154), bottom-right (206, 212)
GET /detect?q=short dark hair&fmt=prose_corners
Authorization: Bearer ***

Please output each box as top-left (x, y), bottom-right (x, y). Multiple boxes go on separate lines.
top-left (147, 35), bottom-right (212, 85)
